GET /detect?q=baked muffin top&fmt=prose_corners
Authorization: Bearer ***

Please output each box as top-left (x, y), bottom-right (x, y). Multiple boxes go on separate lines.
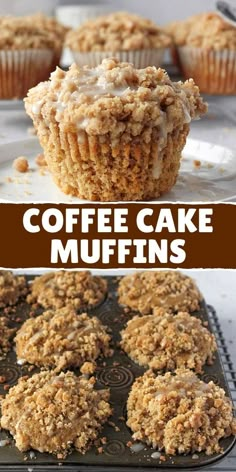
top-left (118, 270), bottom-right (202, 314)
top-left (127, 369), bottom-right (236, 455)
top-left (27, 270), bottom-right (107, 310)
top-left (15, 309), bottom-right (112, 371)
top-left (66, 11), bottom-right (172, 52)
top-left (0, 14), bottom-right (66, 50)
top-left (0, 271), bottom-right (27, 308)
top-left (167, 12), bottom-right (236, 50)
top-left (1, 370), bottom-right (111, 457)
top-left (25, 58), bottom-right (207, 139)
top-left (121, 308), bottom-right (216, 373)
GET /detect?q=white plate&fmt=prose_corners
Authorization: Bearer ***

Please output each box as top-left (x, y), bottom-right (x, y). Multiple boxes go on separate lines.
top-left (0, 137), bottom-right (236, 202)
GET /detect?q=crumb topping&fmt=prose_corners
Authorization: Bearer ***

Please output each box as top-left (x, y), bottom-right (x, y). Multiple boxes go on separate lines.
top-left (27, 271), bottom-right (107, 310)
top-left (66, 11), bottom-right (171, 52)
top-left (118, 271), bottom-right (202, 314)
top-left (121, 309), bottom-right (216, 373)
top-left (25, 58), bottom-right (207, 141)
top-left (0, 317), bottom-right (15, 357)
top-left (127, 369), bottom-right (236, 455)
top-left (0, 271), bottom-right (27, 308)
top-left (0, 15), bottom-right (62, 50)
top-left (167, 12), bottom-right (236, 50)
top-left (1, 370), bottom-right (111, 457)
top-left (15, 309), bottom-right (112, 371)
top-left (13, 157), bottom-right (29, 173)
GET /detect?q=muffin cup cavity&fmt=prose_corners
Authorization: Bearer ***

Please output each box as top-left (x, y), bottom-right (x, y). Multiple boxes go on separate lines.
top-left (178, 46), bottom-right (236, 95)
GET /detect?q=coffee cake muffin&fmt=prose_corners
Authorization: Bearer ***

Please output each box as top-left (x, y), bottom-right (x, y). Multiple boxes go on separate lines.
top-left (15, 309), bottom-right (112, 371)
top-left (27, 271), bottom-right (107, 310)
top-left (169, 12), bottom-right (236, 94)
top-left (0, 317), bottom-right (15, 358)
top-left (1, 370), bottom-right (111, 458)
top-left (0, 14), bottom-right (66, 99)
top-left (127, 369), bottom-right (236, 455)
top-left (118, 271), bottom-right (202, 314)
top-left (25, 58), bottom-right (207, 201)
top-left (121, 309), bottom-right (216, 373)
top-left (0, 271), bottom-right (27, 308)
top-left (66, 11), bottom-right (171, 68)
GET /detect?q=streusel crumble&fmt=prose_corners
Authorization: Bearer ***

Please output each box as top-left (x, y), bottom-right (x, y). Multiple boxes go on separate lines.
top-left (118, 271), bottom-right (202, 314)
top-left (0, 271), bottom-right (27, 308)
top-left (25, 58), bottom-right (207, 201)
top-left (127, 369), bottom-right (236, 455)
top-left (1, 370), bottom-right (111, 457)
top-left (15, 309), bottom-right (112, 371)
top-left (66, 12), bottom-right (171, 52)
top-left (27, 271), bottom-right (107, 310)
top-left (121, 309), bottom-right (216, 373)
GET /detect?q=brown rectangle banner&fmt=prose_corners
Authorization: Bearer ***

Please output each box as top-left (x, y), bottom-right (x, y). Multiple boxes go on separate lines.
top-left (0, 203), bottom-right (235, 269)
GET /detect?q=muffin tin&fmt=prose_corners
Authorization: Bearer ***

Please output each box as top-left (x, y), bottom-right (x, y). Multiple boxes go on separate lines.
top-left (0, 275), bottom-right (235, 471)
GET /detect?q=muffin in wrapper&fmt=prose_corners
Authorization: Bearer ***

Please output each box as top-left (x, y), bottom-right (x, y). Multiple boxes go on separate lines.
top-left (0, 15), bottom-right (68, 99)
top-left (167, 12), bottom-right (236, 95)
top-left (178, 47), bottom-right (236, 95)
top-left (24, 58), bottom-right (207, 202)
top-left (66, 11), bottom-right (171, 69)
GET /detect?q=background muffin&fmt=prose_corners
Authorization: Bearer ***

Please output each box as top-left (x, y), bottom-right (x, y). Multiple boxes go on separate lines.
top-left (0, 14), bottom-right (66, 99)
top-left (66, 11), bottom-right (172, 68)
top-left (118, 270), bottom-right (202, 314)
top-left (121, 309), bottom-right (216, 373)
top-left (169, 12), bottom-right (236, 94)
top-left (25, 58), bottom-right (207, 201)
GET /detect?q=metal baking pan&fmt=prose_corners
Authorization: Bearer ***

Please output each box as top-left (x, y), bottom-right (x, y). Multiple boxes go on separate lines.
top-left (0, 275), bottom-right (235, 471)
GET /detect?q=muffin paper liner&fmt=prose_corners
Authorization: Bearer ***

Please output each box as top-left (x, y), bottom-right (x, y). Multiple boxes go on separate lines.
top-left (70, 48), bottom-right (166, 68)
top-left (33, 117), bottom-right (189, 201)
top-left (0, 49), bottom-right (54, 99)
top-left (178, 46), bottom-right (236, 95)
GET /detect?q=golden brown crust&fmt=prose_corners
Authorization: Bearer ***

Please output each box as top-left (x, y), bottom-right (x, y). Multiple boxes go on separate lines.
top-left (66, 12), bottom-right (171, 52)
top-left (167, 12), bottom-right (236, 50)
top-left (118, 271), bottom-right (202, 314)
top-left (1, 370), bottom-right (111, 457)
top-left (24, 58), bottom-right (207, 201)
top-left (0, 271), bottom-right (27, 308)
top-left (121, 309), bottom-right (216, 373)
top-left (127, 369), bottom-right (236, 455)
top-left (15, 309), bottom-right (112, 371)
top-left (27, 271), bottom-right (107, 310)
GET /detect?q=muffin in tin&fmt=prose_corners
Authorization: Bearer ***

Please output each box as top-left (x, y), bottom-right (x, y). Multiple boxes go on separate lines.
top-left (1, 370), bottom-right (111, 458)
top-left (0, 14), bottom-right (67, 99)
top-left (15, 309), bottom-right (112, 371)
top-left (66, 11), bottom-right (172, 68)
top-left (25, 58), bottom-right (207, 201)
top-left (0, 317), bottom-right (16, 357)
top-left (118, 270), bottom-right (202, 314)
top-left (27, 271), bottom-right (107, 310)
top-left (120, 308), bottom-right (216, 373)
top-left (168, 12), bottom-right (236, 94)
top-left (127, 369), bottom-right (236, 455)
top-left (0, 271), bottom-right (28, 308)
